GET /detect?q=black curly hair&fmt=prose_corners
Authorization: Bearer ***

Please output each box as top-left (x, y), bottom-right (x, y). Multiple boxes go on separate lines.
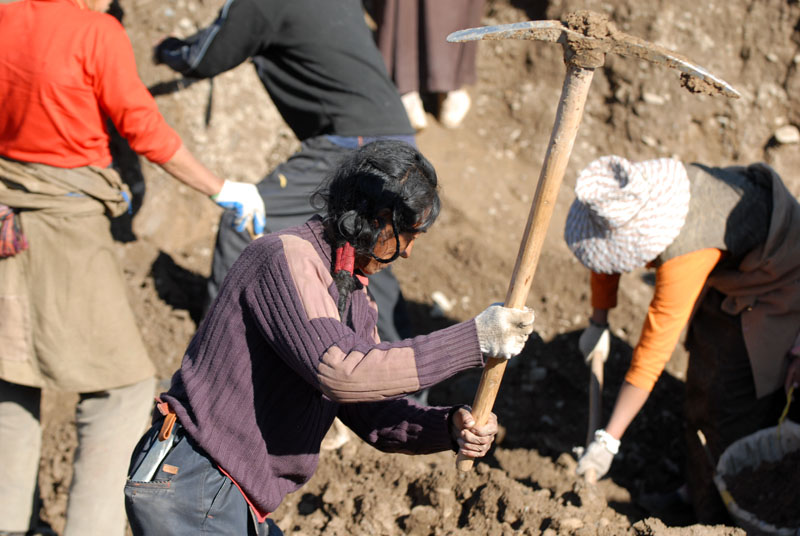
top-left (312, 140), bottom-right (440, 317)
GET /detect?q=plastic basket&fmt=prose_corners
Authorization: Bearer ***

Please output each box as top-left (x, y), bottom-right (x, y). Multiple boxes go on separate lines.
top-left (713, 420), bottom-right (800, 536)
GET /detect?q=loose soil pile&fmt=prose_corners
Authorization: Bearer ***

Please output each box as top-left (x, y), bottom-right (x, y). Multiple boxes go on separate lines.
top-left (35, 0), bottom-right (800, 534)
top-left (725, 449), bottom-right (800, 529)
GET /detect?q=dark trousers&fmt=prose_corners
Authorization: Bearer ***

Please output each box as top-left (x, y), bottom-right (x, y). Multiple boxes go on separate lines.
top-left (125, 421), bottom-right (282, 535)
top-left (207, 135), bottom-right (413, 342)
top-left (369, 0), bottom-right (484, 94)
top-left (684, 288), bottom-right (795, 524)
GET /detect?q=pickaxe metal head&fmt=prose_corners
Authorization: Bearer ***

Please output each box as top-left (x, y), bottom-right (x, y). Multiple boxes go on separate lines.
top-left (448, 11), bottom-right (740, 99)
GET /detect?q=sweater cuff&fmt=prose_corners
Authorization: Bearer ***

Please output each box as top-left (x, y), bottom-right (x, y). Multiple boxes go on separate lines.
top-left (415, 405), bottom-right (458, 453)
top-left (412, 320), bottom-right (484, 389)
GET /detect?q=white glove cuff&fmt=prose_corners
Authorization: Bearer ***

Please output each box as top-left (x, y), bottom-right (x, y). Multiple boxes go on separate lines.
top-left (594, 429), bottom-right (620, 455)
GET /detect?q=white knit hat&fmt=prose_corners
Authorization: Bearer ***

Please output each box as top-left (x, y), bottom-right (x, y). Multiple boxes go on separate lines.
top-left (564, 156), bottom-right (691, 274)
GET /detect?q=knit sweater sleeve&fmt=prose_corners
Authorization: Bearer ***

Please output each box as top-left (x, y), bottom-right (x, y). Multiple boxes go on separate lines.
top-left (245, 234), bottom-right (485, 402)
top-left (338, 399), bottom-right (456, 454)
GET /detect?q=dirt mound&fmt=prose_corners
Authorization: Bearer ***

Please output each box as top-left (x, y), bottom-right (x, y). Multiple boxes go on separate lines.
top-left (36, 0), bottom-right (799, 534)
top-left (725, 449), bottom-right (800, 528)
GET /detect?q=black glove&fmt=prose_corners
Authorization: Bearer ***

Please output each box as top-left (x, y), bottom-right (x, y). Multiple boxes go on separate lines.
top-left (153, 37), bottom-right (186, 65)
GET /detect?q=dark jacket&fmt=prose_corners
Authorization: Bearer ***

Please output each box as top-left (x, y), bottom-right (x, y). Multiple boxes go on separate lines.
top-left (155, 0), bottom-right (414, 140)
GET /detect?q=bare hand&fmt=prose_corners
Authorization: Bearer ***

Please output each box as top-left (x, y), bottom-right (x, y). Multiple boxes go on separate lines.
top-left (450, 407), bottom-right (498, 459)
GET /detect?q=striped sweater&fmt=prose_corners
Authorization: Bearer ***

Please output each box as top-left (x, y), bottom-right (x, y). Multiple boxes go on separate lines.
top-left (163, 217), bottom-right (484, 513)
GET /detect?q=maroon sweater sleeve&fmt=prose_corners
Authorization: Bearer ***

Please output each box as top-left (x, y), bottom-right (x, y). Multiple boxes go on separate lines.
top-left (338, 399), bottom-right (455, 454)
top-left (245, 234), bottom-right (484, 402)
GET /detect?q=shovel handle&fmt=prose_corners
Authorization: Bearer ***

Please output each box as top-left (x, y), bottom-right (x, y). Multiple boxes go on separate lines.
top-left (582, 351), bottom-right (605, 484)
top-left (586, 351), bottom-right (605, 446)
top-left (456, 64), bottom-right (596, 471)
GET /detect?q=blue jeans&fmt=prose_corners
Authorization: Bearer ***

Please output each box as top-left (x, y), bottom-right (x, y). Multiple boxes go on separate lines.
top-left (124, 421), bottom-right (281, 536)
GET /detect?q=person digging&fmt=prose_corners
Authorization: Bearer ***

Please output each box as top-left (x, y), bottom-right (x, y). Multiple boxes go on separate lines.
top-left (566, 155), bottom-right (800, 523)
top-left (124, 140), bottom-right (536, 535)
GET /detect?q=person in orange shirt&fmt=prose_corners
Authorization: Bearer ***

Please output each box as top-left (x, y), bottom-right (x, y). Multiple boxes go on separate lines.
top-left (564, 156), bottom-right (800, 523)
top-left (0, 1), bottom-right (264, 535)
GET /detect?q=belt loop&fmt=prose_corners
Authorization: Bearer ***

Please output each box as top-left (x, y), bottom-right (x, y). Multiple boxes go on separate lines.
top-left (155, 397), bottom-right (178, 441)
top-left (158, 411), bottom-right (177, 441)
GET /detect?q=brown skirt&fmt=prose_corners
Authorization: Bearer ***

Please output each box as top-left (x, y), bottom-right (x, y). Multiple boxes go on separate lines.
top-left (684, 287), bottom-right (791, 523)
top-left (0, 161), bottom-right (154, 392)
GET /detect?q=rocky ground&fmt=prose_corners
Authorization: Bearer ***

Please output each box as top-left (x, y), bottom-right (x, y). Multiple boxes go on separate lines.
top-left (35, 0), bottom-right (800, 534)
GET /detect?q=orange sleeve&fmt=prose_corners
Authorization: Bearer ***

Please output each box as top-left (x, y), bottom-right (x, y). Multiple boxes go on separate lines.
top-left (625, 248), bottom-right (723, 392)
top-left (591, 272), bottom-right (621, 310)
top-left (92, 18), bottom-right (181, 164)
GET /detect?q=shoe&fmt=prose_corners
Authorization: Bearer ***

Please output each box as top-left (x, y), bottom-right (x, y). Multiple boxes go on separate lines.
top-left (401, 91), bottom-right (428, 131)
top-left (439, 89), bottom-right (471, 129)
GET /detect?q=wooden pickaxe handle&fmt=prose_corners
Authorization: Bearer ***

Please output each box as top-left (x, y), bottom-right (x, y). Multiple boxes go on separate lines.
top-left (456, 63), bottom-right (596, 471)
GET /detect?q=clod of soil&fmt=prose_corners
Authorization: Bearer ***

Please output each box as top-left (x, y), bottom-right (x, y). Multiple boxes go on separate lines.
top-left (724, 449), bottom-right (800, 529)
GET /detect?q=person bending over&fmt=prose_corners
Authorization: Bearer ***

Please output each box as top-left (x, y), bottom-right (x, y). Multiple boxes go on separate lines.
top-left (565, 156), bottom-right (800, 522)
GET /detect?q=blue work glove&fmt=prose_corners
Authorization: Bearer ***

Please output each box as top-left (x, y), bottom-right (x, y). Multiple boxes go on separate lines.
top-left (212, 180), bottom-right (266, 236)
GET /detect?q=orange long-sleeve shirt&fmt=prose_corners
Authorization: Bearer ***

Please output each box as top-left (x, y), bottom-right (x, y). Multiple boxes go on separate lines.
top-left (0, 0), bottom-right (181, 168)
top-left (591, 248), bottom-right (723, 392)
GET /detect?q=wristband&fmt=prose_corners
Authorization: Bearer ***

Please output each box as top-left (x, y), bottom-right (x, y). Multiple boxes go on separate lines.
top-left (594, 429), bottom-right (620, 454)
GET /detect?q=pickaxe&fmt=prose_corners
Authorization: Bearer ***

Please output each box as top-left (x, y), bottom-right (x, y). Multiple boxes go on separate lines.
top-left (448, 10), bottom-right (740, 474)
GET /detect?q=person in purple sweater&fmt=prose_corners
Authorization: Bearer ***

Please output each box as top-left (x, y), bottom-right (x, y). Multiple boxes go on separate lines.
top-left (124, 140), bottom-right (535, 535)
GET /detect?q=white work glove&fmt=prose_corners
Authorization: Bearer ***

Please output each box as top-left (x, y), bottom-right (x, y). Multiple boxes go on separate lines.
top-left (212, 180), bottom-right (266, 236)
top-left (579, 321), bottom-right (610, 363)
top-left (576, 429), bottom-right (619, 479)
top-left (475, 304), bottom-right (535, 359)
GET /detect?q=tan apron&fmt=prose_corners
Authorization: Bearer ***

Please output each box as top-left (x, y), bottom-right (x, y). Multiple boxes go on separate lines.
top-left (0, 158), bottom-right (155, 392)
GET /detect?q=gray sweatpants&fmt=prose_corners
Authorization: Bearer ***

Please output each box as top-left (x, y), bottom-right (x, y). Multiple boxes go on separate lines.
top-left (0, 377), bottom-right (155, 535)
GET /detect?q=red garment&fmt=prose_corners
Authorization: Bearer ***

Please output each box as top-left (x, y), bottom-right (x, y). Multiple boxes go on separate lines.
top-left (590, 272), bottom-right (621, 310)
top-left (0, 0), bottom-right (181, 168)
